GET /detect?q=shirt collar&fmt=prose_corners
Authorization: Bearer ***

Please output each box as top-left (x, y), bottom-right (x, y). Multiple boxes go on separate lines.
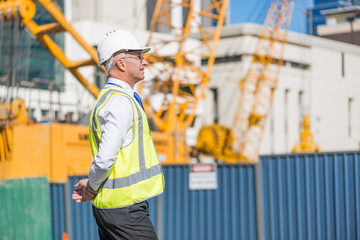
top-left (106, 78), bottom-right (134, 96)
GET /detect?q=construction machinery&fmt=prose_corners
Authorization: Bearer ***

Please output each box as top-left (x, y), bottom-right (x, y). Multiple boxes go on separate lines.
top-left (292, 115), bottom-right (321, 153)
top-left (196, 0), bottom-right (294, 163)
top-left (0, 0), bottom-right (228, 181)
top-left (0, 0), bottom-right (101, 181)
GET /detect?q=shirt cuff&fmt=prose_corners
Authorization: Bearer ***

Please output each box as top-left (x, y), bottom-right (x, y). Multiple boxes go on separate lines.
top-left (88, 178), bottom-right (100, 191)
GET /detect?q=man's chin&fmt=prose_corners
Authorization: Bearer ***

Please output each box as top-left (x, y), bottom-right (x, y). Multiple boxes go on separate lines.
top-left (135, 77), bottom-right (145, 83)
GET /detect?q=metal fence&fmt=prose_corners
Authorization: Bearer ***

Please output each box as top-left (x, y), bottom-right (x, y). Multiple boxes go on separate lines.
top-left (261, 152), bottom-right (360, 240)
top-left (49, 151), bottom-right (360, 240)
top-left (158, 165), bottom-right (258, 240)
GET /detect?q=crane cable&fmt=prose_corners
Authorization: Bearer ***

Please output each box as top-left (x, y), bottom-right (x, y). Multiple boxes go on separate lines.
top-left (9, 19), bottom-right (21, 101)
top-left (15, 25), bottom-right (30, 98)
top-left (2, 21), bottom-right (13, 102)
top-left (0, 20), bottom-right (4, 101)
top-left (0, 20), bottom-right (3, 80)
top-left (3, 21), bottom-right (13, 101)
top-left (0, 19), bottom-right (25, 122)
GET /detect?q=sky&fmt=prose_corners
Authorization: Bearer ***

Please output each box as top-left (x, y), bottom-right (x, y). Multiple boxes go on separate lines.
top-left (229, 0), bottom-right (314, 34)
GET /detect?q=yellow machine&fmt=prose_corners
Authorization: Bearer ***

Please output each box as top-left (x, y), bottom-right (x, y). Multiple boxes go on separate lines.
top-left (292, 115), bottom-right (321, 153)
top-left (0, 122), bottom-right (93, 182)
top-left (0, 0), bottom-right (228, 181)
top-left (0, 98), bottom-right (28, 161)
top-left (195, 123), bottom-right (235, 162)
top-left (196, 0), bottom-right (294, 163)
top-left (0, 99), bottom-right (92, 182)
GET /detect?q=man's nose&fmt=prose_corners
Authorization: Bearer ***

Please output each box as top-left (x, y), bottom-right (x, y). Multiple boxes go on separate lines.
top-left (142, 58), bottom-right (149, 66)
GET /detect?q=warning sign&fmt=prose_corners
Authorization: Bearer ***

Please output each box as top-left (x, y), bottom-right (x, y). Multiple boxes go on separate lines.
top-left (189, 163), bottom-right (217, 190)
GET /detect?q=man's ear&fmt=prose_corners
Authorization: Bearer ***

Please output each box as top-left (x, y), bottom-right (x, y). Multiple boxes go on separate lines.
top-left (116, 59), bottom-right (126, 72)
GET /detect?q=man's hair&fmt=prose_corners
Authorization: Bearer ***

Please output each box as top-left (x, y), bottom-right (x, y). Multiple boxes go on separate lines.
top-left (104, 56), bottom-right (113, 73)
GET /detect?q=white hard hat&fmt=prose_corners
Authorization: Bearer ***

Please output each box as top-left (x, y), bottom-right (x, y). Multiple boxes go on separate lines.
top-left (97, 30), bottom-right (151, 65)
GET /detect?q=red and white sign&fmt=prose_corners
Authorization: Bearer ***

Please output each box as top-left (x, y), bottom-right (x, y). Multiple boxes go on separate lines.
top-left (189, 163), bottom-right (217, 190)
top-left (191, 164), bottom-right (214, 172)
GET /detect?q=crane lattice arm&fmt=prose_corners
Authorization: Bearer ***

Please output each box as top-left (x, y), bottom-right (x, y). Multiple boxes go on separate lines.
top-left (144, 0), bottom-right (229, 133)
top-left (231, 0), bottom-right (294, 162)
top-left (196, 0), bottom-right (294, 163)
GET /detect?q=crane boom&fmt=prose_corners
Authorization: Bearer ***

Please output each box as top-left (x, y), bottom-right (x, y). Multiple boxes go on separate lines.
top-left (0, 0), bottom-right (102, 99)
top-left (144, 0), bottom-right (229, 133)
top-left (196, 0), bottom-right (294, 163)
top-left (232, 0), bottom-right (294, 162)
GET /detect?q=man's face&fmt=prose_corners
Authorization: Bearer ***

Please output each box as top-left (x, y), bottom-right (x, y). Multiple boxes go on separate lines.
top-left (121, 51), bottom-right (148, 82)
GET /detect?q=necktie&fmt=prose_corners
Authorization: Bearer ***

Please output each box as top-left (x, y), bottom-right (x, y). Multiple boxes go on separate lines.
top-left (133, 92), bottom-right (145, 111)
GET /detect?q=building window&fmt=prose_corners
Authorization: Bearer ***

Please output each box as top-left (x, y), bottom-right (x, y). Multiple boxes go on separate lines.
top-left (202, 55), bottom-right (242, 65)
top-left (298, 90), bottom-right (303, 127)
top-left (30, 108), bottom-right (37, 122)
top-left (348, 97), bottom-right (353, 137)
top-left (284, 89), bottom-right (290, 151)
top-left (210, 88), bottom-right (218, 123)
top-left (341, 52), bottom-right (345, 77)
top-left (41, 109), bottom-right (49, 121)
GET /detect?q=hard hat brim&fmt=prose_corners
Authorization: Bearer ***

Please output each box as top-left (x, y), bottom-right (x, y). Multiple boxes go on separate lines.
top-left (125, 47), bottom-right (151, 54)
top-left (139, 47), bottom-right (151, 53)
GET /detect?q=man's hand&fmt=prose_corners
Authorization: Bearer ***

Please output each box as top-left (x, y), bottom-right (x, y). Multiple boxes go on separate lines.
top-left (72, 178), bottom-right (98, 203)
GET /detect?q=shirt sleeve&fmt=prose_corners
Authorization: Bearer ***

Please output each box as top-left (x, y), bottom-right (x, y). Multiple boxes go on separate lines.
top-left (88, 94), bottom-right (134, 191)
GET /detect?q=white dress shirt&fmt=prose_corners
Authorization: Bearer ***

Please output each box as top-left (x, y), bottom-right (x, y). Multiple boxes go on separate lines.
top-left (88, 78), bottom-right (135, 191)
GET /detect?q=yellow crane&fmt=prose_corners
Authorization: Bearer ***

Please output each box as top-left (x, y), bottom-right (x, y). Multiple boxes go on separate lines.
top-left (0, 0), bottom-right (228, 181)
top-left (141, 0), bottom-right (229, 163)
top-left (196, 0), bottom-right (294, 163)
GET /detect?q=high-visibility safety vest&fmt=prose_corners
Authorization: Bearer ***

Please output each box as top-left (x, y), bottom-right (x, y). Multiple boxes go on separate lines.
top-left (89, 86), bottom-right (164, 208)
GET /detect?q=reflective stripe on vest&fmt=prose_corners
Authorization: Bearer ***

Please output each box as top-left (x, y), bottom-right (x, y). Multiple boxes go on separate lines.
top-left (89, 86), bottom-right (164, 208)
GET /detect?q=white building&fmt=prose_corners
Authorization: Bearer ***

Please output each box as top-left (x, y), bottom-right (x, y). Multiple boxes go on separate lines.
top-left (197, 23), bottom-right (360, 154)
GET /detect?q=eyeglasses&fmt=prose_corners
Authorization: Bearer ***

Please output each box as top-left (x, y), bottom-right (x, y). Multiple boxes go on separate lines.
top-left (120, 53), bottom-right (143, 61)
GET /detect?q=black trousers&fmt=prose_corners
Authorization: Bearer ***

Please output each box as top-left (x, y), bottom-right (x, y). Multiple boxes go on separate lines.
top-left (92, 201), bottom-right (158, 240)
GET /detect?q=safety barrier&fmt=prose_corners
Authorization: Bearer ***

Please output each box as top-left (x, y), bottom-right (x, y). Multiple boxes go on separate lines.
top-left (261, 152), bottom-right (360, 239)
top-left (7, 151), bottom-right (357, 240)
top-left (0, 177), bottom-right (52, 239)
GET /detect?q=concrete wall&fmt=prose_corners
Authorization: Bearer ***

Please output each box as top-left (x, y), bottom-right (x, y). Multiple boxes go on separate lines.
top-left (70, 0), bottom-right (148, 32)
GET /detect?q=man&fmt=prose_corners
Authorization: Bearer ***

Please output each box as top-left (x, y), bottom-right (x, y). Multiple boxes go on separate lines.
top-left (72, 30), bottom-right (164, 240)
